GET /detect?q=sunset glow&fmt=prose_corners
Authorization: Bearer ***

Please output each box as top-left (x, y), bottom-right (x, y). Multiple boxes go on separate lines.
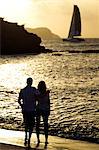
top-left (0, 0), bottom-right (32, 23)
top-left (0, 0), bottom-right (99, 38)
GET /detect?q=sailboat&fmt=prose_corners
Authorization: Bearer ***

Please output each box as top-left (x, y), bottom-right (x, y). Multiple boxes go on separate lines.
top-left (63, 5), bottom-right (85, 42)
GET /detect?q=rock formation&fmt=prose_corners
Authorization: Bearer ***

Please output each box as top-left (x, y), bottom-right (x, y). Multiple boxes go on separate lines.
top-left (0, 18), bottom-right (51, 55)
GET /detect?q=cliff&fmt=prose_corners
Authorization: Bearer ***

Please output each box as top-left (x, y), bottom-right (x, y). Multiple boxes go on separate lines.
top-left (26, 27), bottom-right (60, 40)
top-left (0, 18), bottom-right (51, 55)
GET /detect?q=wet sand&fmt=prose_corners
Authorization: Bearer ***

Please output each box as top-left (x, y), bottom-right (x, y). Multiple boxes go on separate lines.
top-left (0, 129), bottom-right (99, 150)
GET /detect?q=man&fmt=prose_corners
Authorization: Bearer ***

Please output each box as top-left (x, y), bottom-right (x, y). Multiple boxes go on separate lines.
top-left (18, 77), bottom-right (37, 147)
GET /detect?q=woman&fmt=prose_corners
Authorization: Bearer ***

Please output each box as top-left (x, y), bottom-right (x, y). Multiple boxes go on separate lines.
top-left (36, 81), bottom-right (50, 145)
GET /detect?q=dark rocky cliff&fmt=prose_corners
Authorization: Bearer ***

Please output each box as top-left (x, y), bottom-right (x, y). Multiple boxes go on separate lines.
top-left (0, 18), bottom-right (51, 55)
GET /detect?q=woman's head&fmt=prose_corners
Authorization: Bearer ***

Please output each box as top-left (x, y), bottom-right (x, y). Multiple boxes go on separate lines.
top-left (38, 81), bottom-right (46, 94)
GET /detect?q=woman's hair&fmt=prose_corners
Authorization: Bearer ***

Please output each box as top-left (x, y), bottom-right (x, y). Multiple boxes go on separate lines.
top-left (38, 81), bottom-right (46, 94)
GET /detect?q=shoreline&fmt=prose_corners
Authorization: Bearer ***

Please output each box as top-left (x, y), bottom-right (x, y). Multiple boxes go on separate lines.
top-left (0, 126), bottom-right (99, 144)
top-left (0, 129), bottom-right (99, 150)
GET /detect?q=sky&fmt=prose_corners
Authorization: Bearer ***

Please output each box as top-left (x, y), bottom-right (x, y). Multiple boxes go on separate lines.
top-left (0, 0), bottom-right (99, 38)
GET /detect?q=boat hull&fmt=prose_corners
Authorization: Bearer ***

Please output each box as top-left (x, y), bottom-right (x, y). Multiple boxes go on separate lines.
top-left (63, 38), bottom-right (85, 42)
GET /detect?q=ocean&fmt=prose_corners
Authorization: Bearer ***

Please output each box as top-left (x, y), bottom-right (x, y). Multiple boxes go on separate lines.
top-left (0, 38), bottom-right (99, 143)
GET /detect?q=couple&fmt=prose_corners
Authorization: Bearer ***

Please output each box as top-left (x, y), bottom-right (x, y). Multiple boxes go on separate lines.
top-left (18, 77), bottom-right (50, 148)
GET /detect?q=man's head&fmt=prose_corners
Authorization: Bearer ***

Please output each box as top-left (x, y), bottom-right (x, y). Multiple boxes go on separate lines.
top-left (27, 77), bottom-right (33, 86)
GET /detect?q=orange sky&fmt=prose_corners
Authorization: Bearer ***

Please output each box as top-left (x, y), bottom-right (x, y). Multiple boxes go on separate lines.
top-left (0, 0), bottom-right (99, 38)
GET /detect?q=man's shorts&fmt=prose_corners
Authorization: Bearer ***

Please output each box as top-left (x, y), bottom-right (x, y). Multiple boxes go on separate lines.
top-left (23, 111), bottom-right (35, 128)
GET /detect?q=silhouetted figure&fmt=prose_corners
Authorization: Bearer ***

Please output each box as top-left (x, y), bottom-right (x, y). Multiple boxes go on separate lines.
top-left (18, 77), bottom-right (37, 148)
top-left (36, 81), bottom-right (50, 146)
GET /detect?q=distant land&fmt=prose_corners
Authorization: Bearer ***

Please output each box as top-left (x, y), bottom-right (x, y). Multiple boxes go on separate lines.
top-left (26, 27), bottom-right (61, 40)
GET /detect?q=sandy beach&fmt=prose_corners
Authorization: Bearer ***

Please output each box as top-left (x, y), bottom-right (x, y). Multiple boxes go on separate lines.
top-left (0, 129), bottom-right (99, 150)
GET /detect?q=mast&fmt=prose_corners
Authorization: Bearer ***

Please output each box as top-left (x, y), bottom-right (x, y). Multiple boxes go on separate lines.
top-left (0, 18), bottom-right (2, 54)
top-left (68, 5), bottom-right (81, 38)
